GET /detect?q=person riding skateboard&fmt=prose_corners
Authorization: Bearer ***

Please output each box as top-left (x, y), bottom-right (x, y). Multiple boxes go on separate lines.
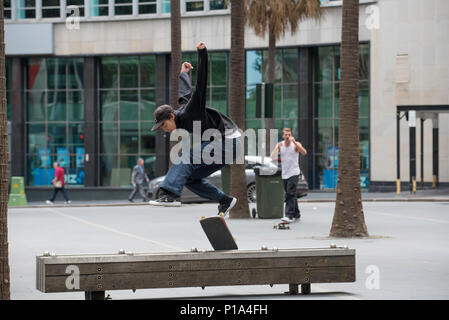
top-left (149, 41), bottom-right (242, 217)
top-left (270, 128), bottom-right (307, 223)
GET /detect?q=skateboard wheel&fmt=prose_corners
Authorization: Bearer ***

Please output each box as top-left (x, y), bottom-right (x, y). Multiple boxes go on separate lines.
top-left (219, 212), bottom-right (224, 217)
top-left (200, 216), bottom-right (205, 220)
top-left (233, 236), bottom-right (236, 242)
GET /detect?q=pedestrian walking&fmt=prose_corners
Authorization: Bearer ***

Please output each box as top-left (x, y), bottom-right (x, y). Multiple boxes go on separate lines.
top-left (46, 162), bottom-right (71, 204)
top-left (271, 128), bottom-right (307, 222)
top-left (129, 158), bottom-right (150, 202)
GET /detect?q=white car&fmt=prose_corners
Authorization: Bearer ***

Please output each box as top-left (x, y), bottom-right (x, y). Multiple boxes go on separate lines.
top-left (147, 155), bottom-right (308, 203)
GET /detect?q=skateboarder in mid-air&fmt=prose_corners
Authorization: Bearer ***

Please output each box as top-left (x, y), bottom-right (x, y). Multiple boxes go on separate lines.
top-left (149, 41), bottom-right (242, 217)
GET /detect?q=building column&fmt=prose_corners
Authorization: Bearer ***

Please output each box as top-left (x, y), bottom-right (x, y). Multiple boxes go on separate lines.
top-left (83, 57), bottom-right (98, 187)
top-left (432, 115), bottom-right (439, 188)
top-left (298, 47), bottom-right (314, 189)
top-left (409, 111), bottom-right (416, 194)
top-left (155, 54), bottom-right (170, 177)
top-left (10, 58), bottom-right (25, 178)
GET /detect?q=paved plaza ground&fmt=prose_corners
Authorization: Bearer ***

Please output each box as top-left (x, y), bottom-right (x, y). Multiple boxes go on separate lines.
top-left (7, 199), bottom-right (449, 300)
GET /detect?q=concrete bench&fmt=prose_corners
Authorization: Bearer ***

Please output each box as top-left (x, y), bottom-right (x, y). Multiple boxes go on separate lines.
top-left (36, 246), bottom-right (355, 300)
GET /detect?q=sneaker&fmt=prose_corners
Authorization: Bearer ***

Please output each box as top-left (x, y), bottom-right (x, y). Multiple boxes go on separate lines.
top-left (65, 200), bottom-right (71, 204)
top-left (148, 193), bottom-right (181, 207)
top-left (128, 199), bottom-right (134, 203)
top-left (281, 216), bottom-right (294, 223)
top-left (46, 200), bottom-right (54, 205)
top-left (218, 196), bottom-right (237, 217)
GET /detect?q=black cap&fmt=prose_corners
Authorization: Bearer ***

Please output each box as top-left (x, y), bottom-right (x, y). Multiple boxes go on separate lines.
top-left (151, 104), bottom-right (174, 131)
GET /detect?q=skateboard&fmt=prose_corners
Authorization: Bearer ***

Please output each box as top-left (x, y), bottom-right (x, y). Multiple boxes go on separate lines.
top-left (200, 213), bottom-right (238, 250)
top-left (273, 221), bottom-right (290, 230)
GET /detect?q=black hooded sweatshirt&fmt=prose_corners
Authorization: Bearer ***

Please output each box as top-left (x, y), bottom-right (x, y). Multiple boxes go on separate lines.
top-left (174, 47), bottom-right (239, 137)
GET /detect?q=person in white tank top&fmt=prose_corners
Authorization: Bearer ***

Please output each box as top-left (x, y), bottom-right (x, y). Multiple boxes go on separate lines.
top-left (270, 128), bottom-right (307, 222)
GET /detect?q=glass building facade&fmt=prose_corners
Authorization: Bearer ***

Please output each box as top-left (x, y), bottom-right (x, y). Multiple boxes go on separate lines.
top-left (99, 55), bottom-right (158, 186)
top-left (25, 57), bottom-right (85, 187)
top-left (313, 44), bottom-right (370, 190)
top-left (246, 48), bottom-right (300, 142)
top-left (7, 43), bottom-right (369, 190)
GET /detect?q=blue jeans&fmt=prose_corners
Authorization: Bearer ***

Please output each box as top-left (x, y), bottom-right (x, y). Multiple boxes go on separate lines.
top-left (160, 137), bottom-right (243, 202)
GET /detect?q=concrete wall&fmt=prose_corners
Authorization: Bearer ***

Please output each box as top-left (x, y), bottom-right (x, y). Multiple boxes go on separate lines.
top-left (370, 0), bottom-right (449, 184)
top-left (52, 5), bottom-right (372, 55)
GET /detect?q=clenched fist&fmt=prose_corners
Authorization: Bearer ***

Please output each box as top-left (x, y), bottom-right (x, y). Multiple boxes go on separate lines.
top-left (196, 41), bottom-right (206, 50)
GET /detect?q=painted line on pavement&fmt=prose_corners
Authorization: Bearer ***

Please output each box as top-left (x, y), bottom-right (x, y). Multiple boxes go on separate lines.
top-left (45, 207), bottom-right (184, 251)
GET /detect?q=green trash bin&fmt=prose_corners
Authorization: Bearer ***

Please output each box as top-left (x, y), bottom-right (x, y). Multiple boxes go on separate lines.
top-left (253, 166), bottom-right (284, 219)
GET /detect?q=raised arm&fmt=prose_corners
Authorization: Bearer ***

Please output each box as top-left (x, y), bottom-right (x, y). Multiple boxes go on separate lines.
top-left (178, 62), bottom-right (193, 107)
top-left (184, 41), bottom-right (208, 120)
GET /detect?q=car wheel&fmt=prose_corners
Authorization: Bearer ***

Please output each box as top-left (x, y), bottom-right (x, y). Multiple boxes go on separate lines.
top-left (247, 183), bottom-right (256, 203)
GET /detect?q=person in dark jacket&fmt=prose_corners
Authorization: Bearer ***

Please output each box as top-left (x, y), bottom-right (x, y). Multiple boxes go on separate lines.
top-left (149, 41), bottom-right (242, 216)
top-left (128, 158), bottom-right (150, 202)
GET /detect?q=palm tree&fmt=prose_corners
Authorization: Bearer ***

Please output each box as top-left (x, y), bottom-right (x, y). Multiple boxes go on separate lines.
top-left (247, 0), bottom-right (322, 151)
top-left (0, 0), bottom-right (11, 300)
top-left (170, 0), bottom-right (182, 109)
top-left (168, 0), bottom-right (182, 168)
top-left (330, 0), bottom-right (368, 237)
top-left (229, 0), bottom-right (250, 219)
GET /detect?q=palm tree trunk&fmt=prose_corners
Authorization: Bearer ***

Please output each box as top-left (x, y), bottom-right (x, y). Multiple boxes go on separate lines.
top-left (170, 0), bottom-right (182, 109)
top-left (0, 0), bottom-right (11, 300)
top-left (330, 0), bottom-right (368, 237)
top-left (229, 0), bottom-right (250, 218)
top-left (169, 0), bottom-right (182, 167)
top-left (266, 27), bottom-right (276, 155)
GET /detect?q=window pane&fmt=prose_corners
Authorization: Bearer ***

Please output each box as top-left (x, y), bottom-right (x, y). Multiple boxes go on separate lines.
top-left (282, 49), bottom-right (298, 83)
top-left (47, 58), bottom-right (66, 90)
top-left (315, 83), bottom-right (333, 118)
top-left (48, 123), bottom-right (67, 154)
top-left (120, 90), bottom-right (138, 121)
top-left (27, 91), bottom-right (46, 121)
top-left (90, 0), bottom-right (109, 16)
top-left (27, 58), bottom-right (46, 90)
top-left (27, 155), bottom-right (50, 186)
top-left (42, 0), bottom-right (61, 17)
top-left (246, 51), bottom-right (262, 85)
top-left (334, 46), bottom-right (341, 81)
top-left (210, 0), bottom-right (228, 10)
top-left (101, 90), bottom-right (119, 121)
top-left (359, 44), bottom-right (370, 80)
top-left (359, 117), bottom-right (369, 154)
top-left (101, 122), bottom-right (119, 154)
top-left (17, 0), bottom-right (36, 19)
top-left (316, 154), bottom-right (337, 190)
top-left (67, 59), bottom-right (84, 89)
top-left (140, 55), bottom-right (155, 88)
top-left (115, 0), bottom-right (133, 15)
top-left (100, 155), bottom-right (119, 186)
top-left (139, 0), bottom-right (156, 14)
top-left (316, 119), bottom-right (333, 154)
top-left (161, 0), bottom-right (170, 13)
top-left (68, 91), bottom-right (84, 121)
top-left (316, 47), bottom-right (333, 82)
top-left (68, 123), bottom-right (84, 154)
top-left (47, 91), bottom-right (66, 121)
top-left (27, 124), bottom-right (46, 154)
top-left (101, 57), bottom-right (118, 88)
top-left (140, 90), bottom-right (156, 120)
top-left (245, 86), bottom-right (257, 119)
top-left (4, 0), bottom-right (11, 19)
top-left (140, 122), bottom-right (156, 154)
top-left (283, 84), bottom-right (298, 118)
top-left (120, 56), bottom-right (138, 88)
top-left (66, 153), bottom-right (85, 186)
top-left (359, 81), bottom-right (369, 118)
top-left (186, 0), bottom-right (204, 11)
top-left (142, 155), bottom-right (157, 179)
top-left (211, 53), bottom-right (227, 86)
top-left (120, 122), bottom-right (138, 154)
top-left (210, 87), bottom-right (227, 115)
top-left (274, 84), bottom-right (281, 118)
